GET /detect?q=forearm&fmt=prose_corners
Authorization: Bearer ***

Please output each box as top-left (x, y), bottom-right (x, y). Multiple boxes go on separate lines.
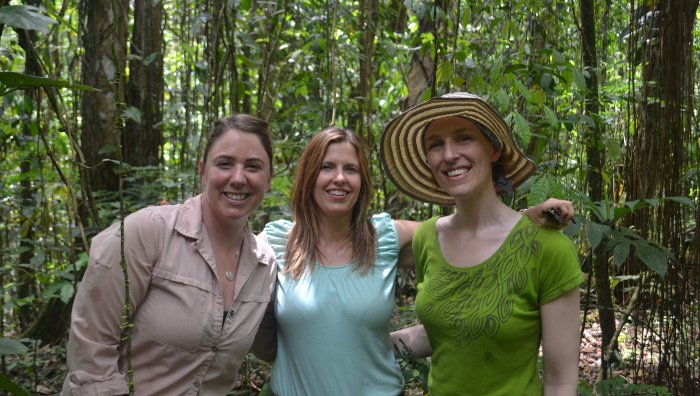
top-left (542, 288), bottom-right (581, 396)
top-left (544, 380), bottom-right (578, 396)
top-left (390, 324), bottom-right (432, 358)
top-left (250, 299), bottom-right (277, 362)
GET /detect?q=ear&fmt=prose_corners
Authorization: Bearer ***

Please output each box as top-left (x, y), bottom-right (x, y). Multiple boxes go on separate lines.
top-left (491, 148), bottom-right (502, 163)
top-left (198, 159), bottom-right (205, 184)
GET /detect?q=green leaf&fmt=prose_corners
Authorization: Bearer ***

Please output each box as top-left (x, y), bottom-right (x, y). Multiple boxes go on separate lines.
top-left (512, 112), bottom-right (531, 146)
top-left (645, 198), bottom-right (660, 207)
top-left (60, 283), bottom-right (75, 304)
top-left (0, 5), bottom-right (56, 35)
top-left (513, 79), bottom-right (531, 101)
top-left (0, 372), bottom-right (30, 396)
top-left (572, 67), bottom-right (587, 91)
top-left (0, 338), bottom-right (28, 356)
top-left (612, 242), bottom-right (630, 269)
top-left (123, 106), bottom-right (142, 123)
top-left (585, 221), bottom-right (611, 250)
top-left (0, 72), bottom-right (97, 94)
top-left (635, 243), bottom-right (669, 278)
top-left (665, 195), bottom-right (696, 208)
top-left (540, 73), bottom-right (553, 90)
top-left (543, 106), bottom-right (559, 128)
top-left (528, 176), bottom-right (549, 206)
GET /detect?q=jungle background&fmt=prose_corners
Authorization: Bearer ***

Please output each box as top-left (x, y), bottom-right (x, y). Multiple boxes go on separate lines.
top-left (0, 0), bottom-right (698, 395)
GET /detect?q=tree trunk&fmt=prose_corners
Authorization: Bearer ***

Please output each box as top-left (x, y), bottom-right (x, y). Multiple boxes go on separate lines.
top-left (580, 0), bottom-right (616, 377)
top-left (80, 0), bottom-right (128, 194)
top-left (624, 1), bottom-right (698, 392)
top-left (124, 0), bottom-right (164, 170)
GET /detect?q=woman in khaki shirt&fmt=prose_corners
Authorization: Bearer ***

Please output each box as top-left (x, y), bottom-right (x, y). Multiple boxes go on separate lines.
top-left (62, 114), bottom-right (277, 395)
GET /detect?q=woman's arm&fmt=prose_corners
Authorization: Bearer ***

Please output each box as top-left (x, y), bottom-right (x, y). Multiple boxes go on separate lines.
top-left (541, 287), bottom-right (581, 396)
top-left (390, 324), bottom-right (432, 359)
top-left (63, 210), bottom-right (159, 395)
top-left (394, 220), bottom-right (420, 269)
top-left (523, 198), bottom-right (574, 228)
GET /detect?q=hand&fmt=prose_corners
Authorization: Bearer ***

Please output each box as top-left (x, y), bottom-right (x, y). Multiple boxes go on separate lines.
top-left (523, 198), bottom-right (575, 228)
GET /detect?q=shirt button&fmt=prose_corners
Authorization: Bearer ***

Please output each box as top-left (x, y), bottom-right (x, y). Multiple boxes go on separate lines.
top-left (212, 346), bottom-right (218, 352)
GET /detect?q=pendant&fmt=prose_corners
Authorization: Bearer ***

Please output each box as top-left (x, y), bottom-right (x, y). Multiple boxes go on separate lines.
top-left (225, 270), bottom-right (234, 281)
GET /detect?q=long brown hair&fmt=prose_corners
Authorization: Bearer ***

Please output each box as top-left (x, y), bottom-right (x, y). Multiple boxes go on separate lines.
top-left (285, 127), bottom-right (376, 279)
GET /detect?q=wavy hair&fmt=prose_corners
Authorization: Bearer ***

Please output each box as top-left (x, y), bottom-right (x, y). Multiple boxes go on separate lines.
top-left (284, 127), bottom-right (376, 279)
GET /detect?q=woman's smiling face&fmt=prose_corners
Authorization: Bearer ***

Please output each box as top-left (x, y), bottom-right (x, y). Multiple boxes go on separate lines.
top-left (199, 129), bottom-right (271, 222)
top-left (424, 116), bottom-right (501, 199)
top-left (312, 141), bottom-right (362, 221)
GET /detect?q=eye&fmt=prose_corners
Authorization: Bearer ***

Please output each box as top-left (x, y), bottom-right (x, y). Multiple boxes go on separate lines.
top-left (245, 161), bottom-right (264, 171)
top-left (426, 140), bottom-right (443, 150)
top-left (216, 160), bottom-right (232, 169)
top-left (344, 165), bottom-right (359, 173)
top-left (320, 163), bottom-right (334, 171)
top-left (456, 134), bottom-right (472, 143)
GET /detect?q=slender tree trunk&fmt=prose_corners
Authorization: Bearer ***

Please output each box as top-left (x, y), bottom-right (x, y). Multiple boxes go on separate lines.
top-left (16, 17), bottom-right (40, 331)
top-left (580, 0), bottom-right (616, 377)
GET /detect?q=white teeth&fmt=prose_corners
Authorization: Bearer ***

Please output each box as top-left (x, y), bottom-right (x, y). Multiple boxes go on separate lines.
top-left (446, 168), bottom-right (468, 177)
top-left (225, 192), bottom-right (247, 200)
top-left (328, 190), bottom-right (347, 196)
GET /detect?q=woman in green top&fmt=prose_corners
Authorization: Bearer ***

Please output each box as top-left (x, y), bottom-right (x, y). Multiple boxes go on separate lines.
top-left (382, 92), bottom-right (582, 395)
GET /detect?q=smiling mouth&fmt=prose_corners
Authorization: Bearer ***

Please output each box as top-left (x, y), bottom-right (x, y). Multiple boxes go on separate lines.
top-left (224, 192), bottom-right (248, 200)
top-left (327, 189), bottom-right (348, 197)
top-left (444, 167), bottom-right (470, 177)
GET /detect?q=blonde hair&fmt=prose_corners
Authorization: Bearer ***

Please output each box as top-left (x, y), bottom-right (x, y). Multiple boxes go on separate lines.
top-left (285, 127), bottom-right (376, 279)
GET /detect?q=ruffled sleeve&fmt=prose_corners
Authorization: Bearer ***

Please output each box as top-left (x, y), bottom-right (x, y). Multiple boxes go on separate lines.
top-left (371, 213), bottom-right (399, 269)
top-left (262, 219), bottom-right (293, 264)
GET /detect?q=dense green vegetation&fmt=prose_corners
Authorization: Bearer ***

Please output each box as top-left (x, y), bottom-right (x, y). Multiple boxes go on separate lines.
top-left (0, 1), bottom-right (698, 394)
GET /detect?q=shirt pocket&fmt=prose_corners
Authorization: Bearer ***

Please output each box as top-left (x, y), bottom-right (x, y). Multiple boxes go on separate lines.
top-left (136, 269), bottom-right (213, 352)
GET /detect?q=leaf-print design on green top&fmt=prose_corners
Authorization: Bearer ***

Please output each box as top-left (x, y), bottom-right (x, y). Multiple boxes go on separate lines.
top-left (423, 223), bottom-right (541, 347)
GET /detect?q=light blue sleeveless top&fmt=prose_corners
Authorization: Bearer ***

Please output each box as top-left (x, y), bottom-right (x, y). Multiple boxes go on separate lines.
top-left (264, 213), bottom-right (404, 396)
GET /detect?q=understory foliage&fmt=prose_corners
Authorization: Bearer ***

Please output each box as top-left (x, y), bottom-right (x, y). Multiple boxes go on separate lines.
top-left (0, 0), bottom-right (698, 394)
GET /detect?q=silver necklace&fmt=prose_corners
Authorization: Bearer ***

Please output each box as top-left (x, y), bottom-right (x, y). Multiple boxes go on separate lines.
top-left (225, 243), bottom-right (242, 281)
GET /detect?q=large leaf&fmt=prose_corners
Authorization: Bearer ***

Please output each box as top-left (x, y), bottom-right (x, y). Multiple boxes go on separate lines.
top-left (612, 242), bottom-right (630, 269)
top-left (635, 242), bottom-right (670, 278)
top-left (0, 5), bottom-right (56, 35)
top-left (665, 195), bottom-right (696, 208)
top-left (512, 112), bottom-right (532, 145)
top-left (585, 221), bottom-right (611, 250)
top-left (0, 338), bottom-right (28, 355)
top-left (0, 72), bottom-right (96, 94)
top-left (0, 373), bottom-right (30, 396)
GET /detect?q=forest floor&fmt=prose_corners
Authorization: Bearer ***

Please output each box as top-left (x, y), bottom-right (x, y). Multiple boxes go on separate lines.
top-left (2, 307), bottom-right (670, 396)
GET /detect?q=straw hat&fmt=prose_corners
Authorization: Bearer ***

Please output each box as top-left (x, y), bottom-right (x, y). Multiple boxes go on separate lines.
top-left (380, 92), bottom-right (536, 205)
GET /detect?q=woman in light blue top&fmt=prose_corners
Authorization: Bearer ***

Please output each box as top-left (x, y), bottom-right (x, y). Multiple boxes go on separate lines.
top-left (259, 126), bottom-right (572, 395)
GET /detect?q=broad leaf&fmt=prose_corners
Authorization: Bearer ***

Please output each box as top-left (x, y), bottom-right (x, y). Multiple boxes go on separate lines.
top-left (665, 195), bottom-right (696, 208)
top-left (0, 338), bottom-right (27, 356)
top-left (612, 242), bottom-right (630, 269)
top-left (123, 107), bottom-right (142, 124)
top-left (0, 72), bottom-right (96, 93)
top-left (512, 112), bottom-right (532, 145)
top-left (635, 243), bottom-right (670, 278)
top-left (0, 372), bottom-right (30, 396)
top-left (585, 221), bottom-right (611, 250)
top-left (543, 106), bottom-right (559, 128)
top-left (0, 5), bottom-right (56, 34)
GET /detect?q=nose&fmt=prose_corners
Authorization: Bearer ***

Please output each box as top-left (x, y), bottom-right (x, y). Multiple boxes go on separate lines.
top-left (443, 140), bottom-right (459, 161)
top-left (332, 169), bottom-right (347, 184)
top-left (230, 166), bottom-right (246, 186)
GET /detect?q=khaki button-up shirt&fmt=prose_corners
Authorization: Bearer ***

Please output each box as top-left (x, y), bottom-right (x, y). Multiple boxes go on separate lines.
top-left (62, 195), bottom-right (276, 395)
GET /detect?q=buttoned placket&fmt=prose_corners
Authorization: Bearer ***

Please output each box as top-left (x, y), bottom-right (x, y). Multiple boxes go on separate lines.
top-left (188, 237), bottom-right (226, 394)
